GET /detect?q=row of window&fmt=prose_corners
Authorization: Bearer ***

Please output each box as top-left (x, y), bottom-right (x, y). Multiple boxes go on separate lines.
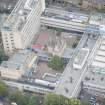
top-left (4, 34), bottom-right (15, 52)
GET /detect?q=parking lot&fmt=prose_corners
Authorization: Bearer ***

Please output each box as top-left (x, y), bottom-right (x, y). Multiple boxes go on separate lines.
top-left (79, 90), bottom-right (104, 105)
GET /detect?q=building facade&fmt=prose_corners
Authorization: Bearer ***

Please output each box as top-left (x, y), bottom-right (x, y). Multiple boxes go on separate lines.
top-left (2, 0), bottom-right (45, 55)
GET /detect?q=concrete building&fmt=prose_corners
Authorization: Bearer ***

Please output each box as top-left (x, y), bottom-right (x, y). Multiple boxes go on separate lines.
top-left (82, 0), bottom-right (105, 9)
top-left (82, 36), bottom-right (105, 97)
top-left (45, 0), bottom-right (80, 7)
top-left (0, 50), bottom-right (37, 80)
top-left (73, 48), bottom-right (89, 69)
top-left (41, 8), bottom-right (89, 34)
top-left (1, 0), bottom-right (105, 98)
top-left (64, 0), bottom-right (82, 6)
top-left (0, 0), bottom-right (18, 12)
top-left (1, 0), bottom-right (45, 55)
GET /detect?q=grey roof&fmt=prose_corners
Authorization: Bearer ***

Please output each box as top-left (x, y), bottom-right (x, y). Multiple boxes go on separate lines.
top-left (43, 8), bottom-right (89, 23)
top-left (43, 73), bottom-right (61, 83)
top-left (61, 48), bottom-right (73, 58)
top-left (83, 69), bottom-right (105, 89)
top-left (55, 59), bottom-right (88, 97)
top-left (73, 48), bottom-right (89, 66)
top-left (0, 0), bottom-right (18, 8)
top-left (3, 0), bottom-right (38, 31)
top-left (84, 0), bottom-right (105, 4)
top-left (0, 50), bottom-right (32, 69)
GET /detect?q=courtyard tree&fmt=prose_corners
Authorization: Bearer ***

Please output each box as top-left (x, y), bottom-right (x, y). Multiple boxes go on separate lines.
top-left (9, 91), bottom-right (29, 105)
top-left (65, 98), bottom-right (81, 105)
top-left (28, 95), bottom-right (38, 105)
top-left (8, 90), bottom-right (39, 105)
top-left (44, 93), bottom-right (65, 105)
top-left (18, 95), bottom-right (29, 105)
top-left (44, 93), bottom-right (81, 105)
top-left (48, 55), bottom-right (64, 71)
top-left (8, 90), bottom-right (22, 104)
top-left (0, 80), bottom-right (8, 97)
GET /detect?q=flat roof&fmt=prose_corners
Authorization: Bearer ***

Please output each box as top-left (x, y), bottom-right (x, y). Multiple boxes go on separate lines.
top-left (42, 8), bottom-right (89, 23)
top-left (55, 62), bottom-right (87, 97)
top-left (55, 34), bottom-right (98, 98)
top-left (0, 0), bottom-right (18, 8)
top-left (0, 50), bottom-right (33, 69)
top-left (92, 60), bottom-right (105, 68)
top-left (91, 38), bottom-right (105, 68)
top-left (74, 48), bottom-right (89, 66)
top-left (61, 48), bottom-right (73, 58)
top-left (3, 0), bottom-right (38, 31)
top-left (89, 14), bottom-right (103, 25)
top-left (83, 69), bottom-right (105, 89)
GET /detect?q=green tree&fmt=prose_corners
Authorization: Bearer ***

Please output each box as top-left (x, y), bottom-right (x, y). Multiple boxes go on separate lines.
top-left (81, 102), bottom-right (92, 105)
top-left (0, 48), bottom-right (8, 64)
top-left (65, 98), bottom-right (80, 105)
top-left (18, 95), bottom-right (29, 105)
top-left (8, 90), bottom-right (39, 105)
top-left (28, 96), bottom-right (38, 105)
top-left (44, 93), bottom-right (65, 105)
top-left (8, 90), bottom-right (22, 104)
top-left (48, 55), bottom-right (64, 71)
top-left (9, 90), bottom-right (30, 105)
top-left (0, 80), bottom-right (8, 97)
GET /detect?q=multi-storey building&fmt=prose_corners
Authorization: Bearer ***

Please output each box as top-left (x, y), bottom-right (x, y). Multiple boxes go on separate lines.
top-left (2, 0), bottom-right (45, 55)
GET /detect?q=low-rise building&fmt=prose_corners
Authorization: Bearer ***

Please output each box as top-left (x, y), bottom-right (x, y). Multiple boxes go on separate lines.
top-left (0, 50), bottom-right (37, 80)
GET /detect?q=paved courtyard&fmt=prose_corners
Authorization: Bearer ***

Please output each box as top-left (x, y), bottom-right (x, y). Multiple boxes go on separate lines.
top-left (36, 62), bottom-right (62, 79)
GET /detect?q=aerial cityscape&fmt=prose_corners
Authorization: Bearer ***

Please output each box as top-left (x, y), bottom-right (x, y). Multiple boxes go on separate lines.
top-left (0, 0), bottom-right (105, 105)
